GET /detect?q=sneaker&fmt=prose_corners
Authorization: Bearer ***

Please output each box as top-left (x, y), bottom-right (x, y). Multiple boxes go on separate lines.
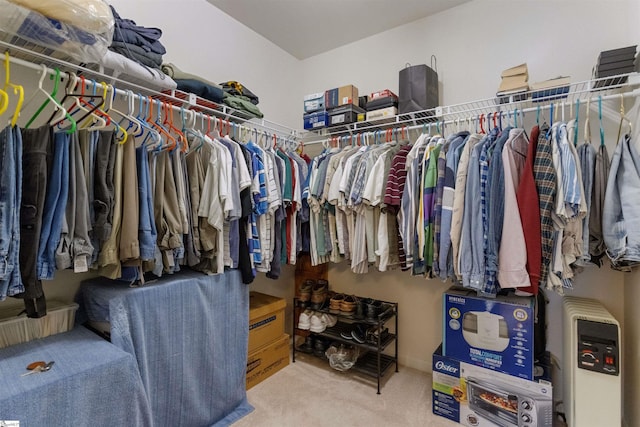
top-left (297, 309), bottom-right (314, 330)
top-left (321, 313), bottom-right (337, 328)
top-left (309, 312), bottom-right (327, 333)
top-left (329, 293), bottom-right (345, 313)
top-left (300, 335), bottom-right (315, 353)
top-left (340, 330), bottom-right (354, 340)
top-left (310, 280), bottom-right (329, 310)
top-left (351, 324), bottom-right (368, 344)
top-left (340, 295), bottom-right (358, 315)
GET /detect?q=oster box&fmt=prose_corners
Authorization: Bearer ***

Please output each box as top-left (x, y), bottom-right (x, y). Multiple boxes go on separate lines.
top-left (443, 287), bottom-right (535, 380)
top-left (432, 345), bottom-right (553, 427)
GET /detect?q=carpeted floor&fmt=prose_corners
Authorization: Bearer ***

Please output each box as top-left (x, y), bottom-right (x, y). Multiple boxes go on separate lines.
top-left (233, 351), bottom-right (457, 427)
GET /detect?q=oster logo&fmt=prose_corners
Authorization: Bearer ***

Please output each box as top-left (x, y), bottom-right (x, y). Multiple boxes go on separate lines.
top-left (435, 360), bottom-right (459, 374)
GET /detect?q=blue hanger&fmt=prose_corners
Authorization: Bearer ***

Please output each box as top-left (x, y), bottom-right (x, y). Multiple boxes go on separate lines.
top-left (598, 96), bottom-right (605, 147)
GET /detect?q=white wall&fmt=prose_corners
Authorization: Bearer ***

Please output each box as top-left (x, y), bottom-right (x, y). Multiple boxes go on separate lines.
top-left (109, 0), bottom-right (301, 129)
top-left (301, 0), bottom-right (636, 107)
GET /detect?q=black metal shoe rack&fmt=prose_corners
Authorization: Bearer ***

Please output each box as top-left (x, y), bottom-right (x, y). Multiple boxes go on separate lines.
top-left (292, 297), bottom-right (399, 394)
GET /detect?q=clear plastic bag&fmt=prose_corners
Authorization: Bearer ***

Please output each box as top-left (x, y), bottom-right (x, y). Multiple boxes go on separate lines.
top-left (325, 343), bottom-right (360, 372)
top-left (0, 0), bottom-right (113, 63)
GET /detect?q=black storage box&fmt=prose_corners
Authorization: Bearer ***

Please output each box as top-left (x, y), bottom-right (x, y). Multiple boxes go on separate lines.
top-left (328, 104), bottom-right (365, 126)
top-left (366, 96), bottom-right (398, 111)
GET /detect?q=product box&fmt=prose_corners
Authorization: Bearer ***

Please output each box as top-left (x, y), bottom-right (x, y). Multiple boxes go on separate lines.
top-left (365, 106), bottom-right (398, 123)
top-left (443, 287), bottom-right (535, 380)
top-left (370, 89), bottom-right (398, 101)
top-left (246, 334), bottom-right (290, 390)
top-left (328, 104), bottom-right (366, 126)
top-left (432, 346), bottom-right (553, 427)
top-left (325, 85), bottom-right (359, 109)
top-left (249, 291), bottom-right (286, 354)
top-left (304, 92), bottom-right (325, 113)
top-left (303, 110), bottom-right (329, 130)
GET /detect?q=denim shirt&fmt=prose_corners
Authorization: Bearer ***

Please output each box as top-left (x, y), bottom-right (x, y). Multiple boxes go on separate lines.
top-left (484, 127), bottom-right (513, 296)
top-left (460, 138), bottom-right (487, 289)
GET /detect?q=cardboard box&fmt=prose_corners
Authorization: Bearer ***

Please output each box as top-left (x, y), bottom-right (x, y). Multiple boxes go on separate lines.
top-left (304, 92), bottom-right (325, 113)
top-left (249, 291), bottom-right (286, 354)
top-left (443, 287), bottom-right (536, 380)
top-left (432, 346), bottom-right (553, 427)
top-left (365, 106), bottom-right (397, 123)
top-left (303, 110), bottom-right (329, 130)
top-left (325, 85), bottom-right (359, 109)
top-left (246, 334), bottom-right (290, 390)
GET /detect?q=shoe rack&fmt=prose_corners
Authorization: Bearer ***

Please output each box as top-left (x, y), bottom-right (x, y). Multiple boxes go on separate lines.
top-left (292, 294), bottom-right (399, 394)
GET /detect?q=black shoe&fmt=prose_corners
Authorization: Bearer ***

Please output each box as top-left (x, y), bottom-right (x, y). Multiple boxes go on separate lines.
top-left (301, 336), bottom-right (315, 353)
top-left (340, 330), bottom-right (353, 340)
top-left (351, 324), bottom-right (368, 344)
top-left (366, 300), bottom-right (383, 320)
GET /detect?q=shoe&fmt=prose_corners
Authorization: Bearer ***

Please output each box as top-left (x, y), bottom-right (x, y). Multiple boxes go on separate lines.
top-left (298, 279), bottom-right (315, 302)
top-left (300, 335), bottom-right (315, 353)
top-left (351, 324), bottom-right (368, 344)
top-left (329, 293), bottom-right (345, 313)
top-left (366, 325), bottom-right (390, 345)
top-left (310, 280), bottom-right (329, 310)
top-left (320, 313), bottom-right (337, 328)
top-left (340, 330), bottom-right (354, 340)
top-left (309, 312), bottom-right (327, 333)
top-left (297, 309), bottom-right (314, 330)
top-left (314, 337), bottom-right (329, 358)
top-left (366, 299), bottom-right (383, 320)
top-left (340, 295), bottom-right (358, 315)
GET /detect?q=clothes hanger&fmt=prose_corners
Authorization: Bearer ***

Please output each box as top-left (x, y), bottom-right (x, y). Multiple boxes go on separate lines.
top-left (51, 74), bottom-right (106, 130)
top-left (3, 52), bottom-right (23, 127)
top-left (584, 97), bottom-right (592, 145)
top-left (162, 102), bottom-right (186, 151)
top-left (100, 83), bottom-right (128, 142)
top-left (616, 93), bottom-right (631, 144)
top-left (573, 99), bottom-right (580, 146)
top-left (25, 66), bottom-right (67, 128)
top-left (106, 86), bottom-right (141, 136)
top-left (598, 96), bottom-right (605, 147)
top-left (64, 77), bottom-right (109, 129)
top-left (479, 114), bottom-right (485, 134)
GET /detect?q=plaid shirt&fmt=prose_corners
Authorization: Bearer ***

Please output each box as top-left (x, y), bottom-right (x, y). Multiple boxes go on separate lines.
top-left (432, 147), bottom-right (448, 278)
top-left (533, 127), bottom-right (556, 288)
top-left (479, 139), bottom-right (491, 288)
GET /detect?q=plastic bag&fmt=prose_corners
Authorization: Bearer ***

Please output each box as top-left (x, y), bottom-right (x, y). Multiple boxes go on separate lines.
top-left (0, 0), bottom-right (113, 63)
top-left (325, 343), bottom-right (359, 372)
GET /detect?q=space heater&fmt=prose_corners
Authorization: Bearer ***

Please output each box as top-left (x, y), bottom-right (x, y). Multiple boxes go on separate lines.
top-left (563, 296), bottom-right (621, 427)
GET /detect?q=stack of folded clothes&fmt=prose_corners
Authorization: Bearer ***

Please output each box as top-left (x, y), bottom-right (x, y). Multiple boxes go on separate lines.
top-left (109, 5), bottom-right (166, 70)
top-left (161, 63), bottom-right (225, 104)
top-left (220, 81), bottom-right (263, 119)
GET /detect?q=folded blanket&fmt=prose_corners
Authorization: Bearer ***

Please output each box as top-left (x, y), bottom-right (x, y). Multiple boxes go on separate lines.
top-left (175, 79), bottom-right (224, 103)
top-left (8, 0), bottom-right (113, 33)
top-left (99, 50), bottom-right (176, 91)
top-left (223, 95), bottom-right (263, 119)
top-left (110, 5), bottom-right (166, 55)
top-left (161, 63), bottom-right (222, 90)
top-left (110, 41), bottom-right (162, 68)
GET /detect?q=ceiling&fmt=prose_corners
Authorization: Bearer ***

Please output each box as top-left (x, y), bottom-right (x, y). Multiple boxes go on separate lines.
top-left (207, 0), bottom-right (470, 60)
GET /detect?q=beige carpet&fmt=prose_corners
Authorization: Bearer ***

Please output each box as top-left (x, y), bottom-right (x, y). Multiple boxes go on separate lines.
top-left (233, 351), bottom-right (457, 427)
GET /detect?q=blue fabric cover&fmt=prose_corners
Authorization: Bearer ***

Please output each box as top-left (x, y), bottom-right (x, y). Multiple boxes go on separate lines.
top-left (0, 326), bottom-right (153, 426)
top-left (78, 269), bottom-right (253, 427)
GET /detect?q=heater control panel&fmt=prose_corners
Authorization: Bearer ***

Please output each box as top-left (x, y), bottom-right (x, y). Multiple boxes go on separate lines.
top-left (577, 319), bottom-right (619, 375)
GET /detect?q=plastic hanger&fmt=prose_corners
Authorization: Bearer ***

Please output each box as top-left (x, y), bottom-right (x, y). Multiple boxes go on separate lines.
top-left (62, 77), bottom-right (108, 129)
top-left (162, 102), bottom-right (186, 151)
top-left (584, 97), bottom-right (592, 144)
top-left (479, 114), bottom-right (485, 134)
top-left (573, 99), bottom-right (580, 146)
top-left (52, 74), bottom-right (106, 130)
top-left (616, 93), bottom-right (631, 144)
top-left (150, 98), bottom-right (177, 150)
top-left (25, 66), bottom-right (67, 128)
top-left (598, 96), bottom-right (605, 147)
top-left (106, 86), bottom-right (141, 136)
top-left (3, 52), bottom-right (23, 126)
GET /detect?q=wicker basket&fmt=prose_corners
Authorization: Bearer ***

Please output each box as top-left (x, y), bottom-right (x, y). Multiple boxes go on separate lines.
top-left (0, 300), bottom-right (79, 348)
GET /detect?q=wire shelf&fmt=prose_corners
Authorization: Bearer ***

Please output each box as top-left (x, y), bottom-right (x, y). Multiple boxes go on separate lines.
top-left (302, 72), bottom-right (640, 144)
top-left (0, 38), bottom-right (300, 139)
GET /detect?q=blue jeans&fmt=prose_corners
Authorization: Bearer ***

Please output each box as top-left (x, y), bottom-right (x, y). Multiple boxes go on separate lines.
top-left (603, 135), bottom-right (640, 268)
top-left (137, 145), bottom-right (157, 261)
top-left (37, 132), bottom-right (70, 280)
top-left (0, 126), bottom-right (23, 299)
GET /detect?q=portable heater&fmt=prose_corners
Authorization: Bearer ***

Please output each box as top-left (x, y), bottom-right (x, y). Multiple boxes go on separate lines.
top-left (563, 296), bottom-right (621, 427)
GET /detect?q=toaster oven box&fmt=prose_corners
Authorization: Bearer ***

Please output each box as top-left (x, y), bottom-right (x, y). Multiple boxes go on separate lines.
top-left (443, 287), bottom-right (535, 380)
top-left (432, 346), bottom-right (553, 427)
